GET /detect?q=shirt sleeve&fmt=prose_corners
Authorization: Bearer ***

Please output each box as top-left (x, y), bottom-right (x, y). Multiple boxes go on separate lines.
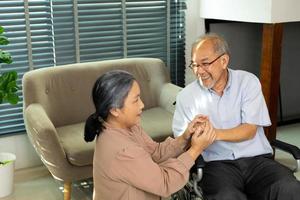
top-left (138, 127), bottom-right (186, 163)
top-left (111, 145), bottom-right (194, 198)
top-left (241, 75), bottom-right (271, 127)
top-left (172, 92), bottom-right (193, 137)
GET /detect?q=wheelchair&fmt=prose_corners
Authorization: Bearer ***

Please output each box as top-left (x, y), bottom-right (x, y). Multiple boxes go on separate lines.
top-left (171, 139), bottom-right (300, 200)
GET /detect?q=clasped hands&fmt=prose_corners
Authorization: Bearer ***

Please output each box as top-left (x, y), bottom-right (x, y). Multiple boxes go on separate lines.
top-left (182, 115), bottom-right (216, 159)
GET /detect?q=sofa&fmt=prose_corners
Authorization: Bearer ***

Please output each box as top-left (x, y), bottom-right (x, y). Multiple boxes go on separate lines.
top-left (23, 58), bottom-right (182, 200)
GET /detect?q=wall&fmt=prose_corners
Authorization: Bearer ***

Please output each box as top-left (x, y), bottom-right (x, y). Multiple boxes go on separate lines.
top-left (0, 133), bottom-right (42, 169)
top-left (185, 0), bottom-right (205, 85)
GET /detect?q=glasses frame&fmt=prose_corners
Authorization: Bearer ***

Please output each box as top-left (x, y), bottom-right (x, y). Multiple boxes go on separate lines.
top-left (189, 53), bottom-right (225, 70)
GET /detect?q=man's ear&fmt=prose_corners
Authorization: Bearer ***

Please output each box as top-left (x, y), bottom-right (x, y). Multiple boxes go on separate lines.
top-left (110, 108), bottom-right (120, 117)
top-left (221, 54), bottom-right (229, 69)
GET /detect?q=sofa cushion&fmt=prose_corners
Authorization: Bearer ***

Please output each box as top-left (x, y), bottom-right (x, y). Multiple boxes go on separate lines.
top-left (57, 107), bottom-right (174, 167)
top-left (141, 107), bottom-right (174, 142)
top-left (57, 122), bottom-right (94, 167)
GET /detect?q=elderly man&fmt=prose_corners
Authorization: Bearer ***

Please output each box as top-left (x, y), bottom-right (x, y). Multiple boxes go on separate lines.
top-left (173, 33), bottom-right (300, 200)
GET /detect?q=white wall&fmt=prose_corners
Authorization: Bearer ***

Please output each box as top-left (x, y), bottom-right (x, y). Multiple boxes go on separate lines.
top-left (0, 133), bottom-right (42, 169)
top-left (185, 0), bottom-right (205, 85)
top-left (199, 0), bottom-right (300, 23)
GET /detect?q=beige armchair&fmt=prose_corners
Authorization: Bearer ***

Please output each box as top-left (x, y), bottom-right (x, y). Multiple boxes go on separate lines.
top-left (22, 58), bottom-right (181, 200)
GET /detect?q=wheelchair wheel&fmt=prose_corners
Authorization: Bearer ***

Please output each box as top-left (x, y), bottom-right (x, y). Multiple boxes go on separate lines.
top-left (171, 183), bottom-right (204, 200)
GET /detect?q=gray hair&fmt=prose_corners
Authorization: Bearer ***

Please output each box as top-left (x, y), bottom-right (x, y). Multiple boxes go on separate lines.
top-left (84, 70), bottom-right (135, 142)
top-left (192, 33), bottom-right (230, 56)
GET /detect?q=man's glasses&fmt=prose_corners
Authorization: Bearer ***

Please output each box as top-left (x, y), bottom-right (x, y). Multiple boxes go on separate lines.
top-left (189, 53), bottom-right (225, 70)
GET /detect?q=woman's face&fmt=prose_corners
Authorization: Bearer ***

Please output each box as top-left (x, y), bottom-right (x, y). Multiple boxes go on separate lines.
top-left (115, 81), bottom-right (144, 129)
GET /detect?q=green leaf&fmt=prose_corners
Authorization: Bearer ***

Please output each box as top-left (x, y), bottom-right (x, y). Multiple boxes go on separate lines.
top-left (7, 80), bottom-right (18, 91)
top-left (4, 71), bottom-right (18, 82)
top-left (0, 91), bottom-right (3, 104)
top-left (6, 93), bottom-right (19, 105)
top-left (0, 160), bottom-right (13, 166)
top-left (0, 35), bottom-right (9, 45)
top-left (0, 50), bottom-right (12, 64)
top-left (0, 26), bottom-right (4, 34)
top-left (0, 71), bottom-right (19, 105)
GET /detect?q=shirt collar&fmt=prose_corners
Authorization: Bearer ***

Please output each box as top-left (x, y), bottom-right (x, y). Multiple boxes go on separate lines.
top-left (224, 68), bottom-right (232, 91)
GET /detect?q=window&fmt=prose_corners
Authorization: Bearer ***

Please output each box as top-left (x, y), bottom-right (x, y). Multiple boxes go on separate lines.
top-left (0, 0), bottom-right (186, 135)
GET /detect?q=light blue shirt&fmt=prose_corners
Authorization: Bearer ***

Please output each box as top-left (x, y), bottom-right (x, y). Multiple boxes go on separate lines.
top-left (172, 69), bottom-right (273, 162)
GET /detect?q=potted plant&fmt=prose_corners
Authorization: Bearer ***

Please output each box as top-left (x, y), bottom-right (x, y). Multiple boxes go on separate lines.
top-left (0, 25), bottom-right (18, 198)
top-left (0, 25), bottom-right (19, 104)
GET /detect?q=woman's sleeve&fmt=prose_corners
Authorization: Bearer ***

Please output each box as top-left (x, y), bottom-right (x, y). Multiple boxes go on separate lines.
top-left (139, 127), bottom-right (186, 163)
top-left (111, 145), bottom-right (194, 198)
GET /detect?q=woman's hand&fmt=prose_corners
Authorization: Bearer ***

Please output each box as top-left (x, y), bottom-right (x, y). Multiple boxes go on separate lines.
top-left (187, 120), bottom-right (216, 160)
top-left (182, 114), bottom-right (208, 141)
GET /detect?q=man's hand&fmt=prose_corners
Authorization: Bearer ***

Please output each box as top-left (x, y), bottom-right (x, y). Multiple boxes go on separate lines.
top-left (188, 120), bottom-right (217, 160)
top-left (182, 114), bottom-right (208, 141)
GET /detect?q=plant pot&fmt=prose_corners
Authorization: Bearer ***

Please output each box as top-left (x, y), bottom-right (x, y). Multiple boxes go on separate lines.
top-left (0, 152), bottom-right (16, 198)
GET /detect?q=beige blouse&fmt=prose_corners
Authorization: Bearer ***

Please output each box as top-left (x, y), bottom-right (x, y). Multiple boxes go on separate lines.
top-left (93, 124), bottom-right (194, 200)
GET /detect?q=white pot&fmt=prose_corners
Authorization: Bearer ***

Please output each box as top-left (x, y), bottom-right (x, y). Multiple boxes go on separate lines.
top-left (0, 152), bottom-right (16, 198)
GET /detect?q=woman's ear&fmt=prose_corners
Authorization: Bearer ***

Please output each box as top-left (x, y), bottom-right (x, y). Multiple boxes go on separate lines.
top-left (109, 108), bottom-right (120, 117)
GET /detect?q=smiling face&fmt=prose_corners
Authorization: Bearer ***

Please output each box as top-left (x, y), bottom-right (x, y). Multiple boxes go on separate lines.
top-left (191, 39), bottom-right (229, 91)
top-left (109, 80), bottom-right (144, 129)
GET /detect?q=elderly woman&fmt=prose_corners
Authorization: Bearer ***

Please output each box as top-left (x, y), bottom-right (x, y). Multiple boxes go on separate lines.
top-left (84, 70), bottom-right (216, 200)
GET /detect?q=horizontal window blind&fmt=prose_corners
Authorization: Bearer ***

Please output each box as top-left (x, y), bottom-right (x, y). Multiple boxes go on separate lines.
top-left (0, 0), bottom-right (186, 135)
top-left (0, 0), bottom-right (28, 135)
top-left (52, 0), bottom-right (76, 65)
top-left (126, 0), bottom-right (168, 62)
top-left (77, 0), bottom-right (123, 62)
top-left (29, 0), bottom-right (55, 69)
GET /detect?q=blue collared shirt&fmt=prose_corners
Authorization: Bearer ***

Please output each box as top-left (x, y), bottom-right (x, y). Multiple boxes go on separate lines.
top-left (172, 69), bottom-right (273, 161)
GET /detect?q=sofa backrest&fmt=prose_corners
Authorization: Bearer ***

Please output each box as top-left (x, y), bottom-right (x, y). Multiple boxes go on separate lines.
top-left (23, 58), bottom-right (170, 127)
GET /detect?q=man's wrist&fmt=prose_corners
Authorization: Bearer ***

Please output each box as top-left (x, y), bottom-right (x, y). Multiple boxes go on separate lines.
top-left (215, 129), bottom-right (222, 140)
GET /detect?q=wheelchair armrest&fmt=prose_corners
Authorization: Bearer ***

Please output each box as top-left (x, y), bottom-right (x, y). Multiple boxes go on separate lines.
top-left (191, 155), bottom-right (205, 181)
top-left (271, 139), bottom-right (300, 172)
top-left (190, 155), bottom-right (205, 197)
top-left (191, 154), bottom-right (205, 174)
top-left (195, 154), bottom-right (205, 168)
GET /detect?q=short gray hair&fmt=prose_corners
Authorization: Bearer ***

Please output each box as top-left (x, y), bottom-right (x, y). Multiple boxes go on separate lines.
top-left (192, 33), bottom-right (230, 56)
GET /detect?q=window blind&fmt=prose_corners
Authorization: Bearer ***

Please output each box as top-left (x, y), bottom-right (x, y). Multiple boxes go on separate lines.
top-left (29, 0), bottom-right (55, 69)
top-left (126, 0), bottom-right (168, 62)
top-left (52, 0), bottom-right (76, 65)
top-left (77, 0), bottom-right (123, 62)
top-left (0, 0), bottom-right (28, 134)
top-left (0, 0), bottom-right (186, 135)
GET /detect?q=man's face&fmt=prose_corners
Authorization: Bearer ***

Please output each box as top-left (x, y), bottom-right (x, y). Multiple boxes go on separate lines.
top-left (190, 40), bottom-right (228, 90)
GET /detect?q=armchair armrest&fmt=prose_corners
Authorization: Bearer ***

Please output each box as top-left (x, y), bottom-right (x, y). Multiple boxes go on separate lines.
top-left (159, 83), bottom-right (182, 114)
top-left (24, 104), bottom-right (68, 169)
top-left (271, 139), bottom-right (300, 172)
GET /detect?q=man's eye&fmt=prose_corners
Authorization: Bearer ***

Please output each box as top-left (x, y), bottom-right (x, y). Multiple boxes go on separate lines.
top-left (202, 63), bottom-right (210, 67)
